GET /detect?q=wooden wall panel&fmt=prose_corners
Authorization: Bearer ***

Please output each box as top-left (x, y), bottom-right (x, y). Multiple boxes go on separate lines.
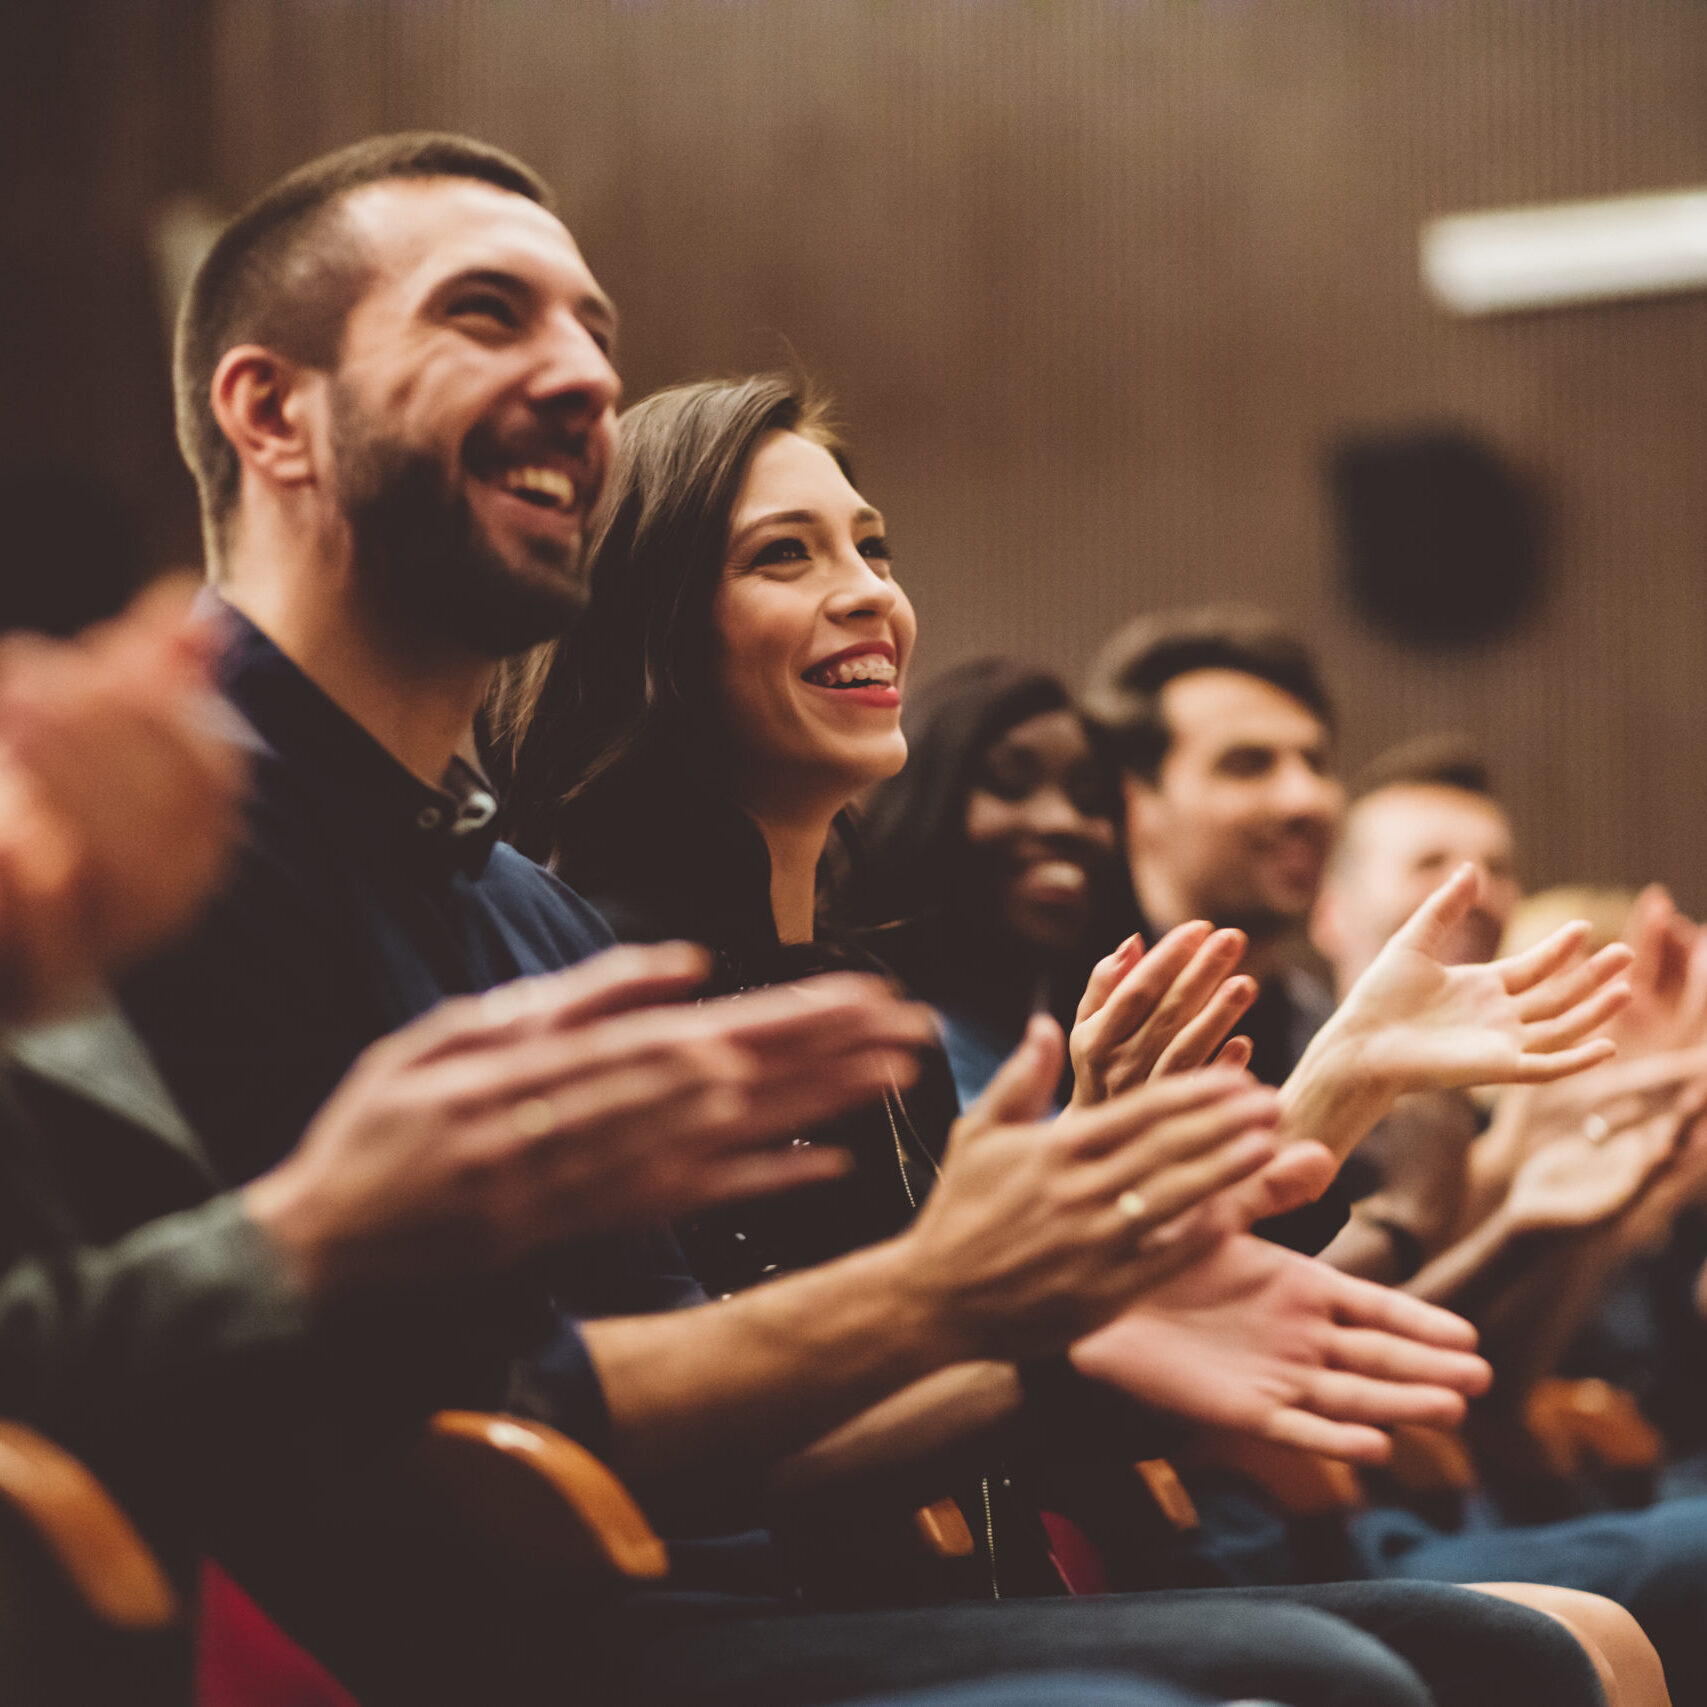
top-left (19, 2), bottom-right (1707, 908)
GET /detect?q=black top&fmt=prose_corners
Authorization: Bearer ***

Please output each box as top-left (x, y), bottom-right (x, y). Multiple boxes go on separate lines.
top-left (586, 791), bottom-right (961, 1297)
top-left (119, 601), bottom-right (617, 1187)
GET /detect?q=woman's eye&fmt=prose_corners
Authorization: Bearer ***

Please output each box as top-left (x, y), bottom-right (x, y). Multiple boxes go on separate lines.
top-left (859, 535), bottom-right (893, 562)
top-left (748, 537), bottom-right (812, 572)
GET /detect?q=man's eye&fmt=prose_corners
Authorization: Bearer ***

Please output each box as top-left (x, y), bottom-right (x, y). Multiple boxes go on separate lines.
top-left (1217, 748), bottom-right (1274, 779)
top-left (450, 293), bottom-right (519, 327)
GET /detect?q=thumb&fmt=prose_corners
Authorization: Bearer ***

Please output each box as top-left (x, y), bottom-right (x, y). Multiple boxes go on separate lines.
top-left (960, 1013), bottom-right (1065, 1136)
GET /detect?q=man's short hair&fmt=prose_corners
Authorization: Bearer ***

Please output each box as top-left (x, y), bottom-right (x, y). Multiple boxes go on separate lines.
top-left (1349, 734), bottom-right (1494, 804)
top-left (174, 132), bottom-right (555, 565)
top-left (1082, 605), bottom-right (1335, 782)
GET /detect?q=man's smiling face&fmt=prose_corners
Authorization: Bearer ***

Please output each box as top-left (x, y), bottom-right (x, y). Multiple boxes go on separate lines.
top-left (321, 176), bottom-right (620, 656)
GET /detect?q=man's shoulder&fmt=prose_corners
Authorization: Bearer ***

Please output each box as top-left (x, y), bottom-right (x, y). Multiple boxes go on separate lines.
top-left (478, 843), bottom-right (617, 965)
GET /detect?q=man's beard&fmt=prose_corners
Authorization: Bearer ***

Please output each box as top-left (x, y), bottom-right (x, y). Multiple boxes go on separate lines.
top-left (330, 387), bottom-right (587, 660)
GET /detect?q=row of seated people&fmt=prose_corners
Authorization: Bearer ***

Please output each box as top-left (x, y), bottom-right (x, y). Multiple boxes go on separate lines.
top-left (0, 128), bottom-right (1693, 1707)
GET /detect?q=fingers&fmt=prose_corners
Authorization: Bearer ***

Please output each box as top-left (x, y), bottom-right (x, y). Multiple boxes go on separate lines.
top-left (1519, 977), bottom-right (1632, 1055)
top-left (1112, 1130), bottom-right (1278, 1235)
top-left (1094, 927), bottom-right (1245, 1080)
top-left (1393, 864), bottom-right (1478, 956)
top-left (1264, 1411), bottom-right (1396, 1465)
top-left (1329, 1278), bottom-right (1482, 1350)
top-left (1296, 1369), bottom-right (1472, 1432)
top-left (1214, 1035), bottom-right (1254, 1072)
top-left (1152, 975), bottom-right (1259, 1076)
top-left (1506, 1037), bottom-right (1618, 1084)
top-left (405, 943), bottom-right (712, 1063)
top-left (699, 973), bottom-right (939, 1056)
top-left (1077, 934), bottom-right (1145, 1023)
top-left (1498, 918), bottom-right (1594, 996)
top-left (1091, 1084), bottom-right (1280, 1191)
top-left (1326, 1327), bottom-right (1492, 1394)
top-left (1061, 1066), bottom-right (1270, 1160)
top-left (1514, 942), bottom-right (1635, 1024)
top-left (1193, 1141), bottom-right (1338, 1234)
top-left (960, 1013), bottom-right (1065, 1134)
top-left (685, 1145), bottom-right (856, 1212)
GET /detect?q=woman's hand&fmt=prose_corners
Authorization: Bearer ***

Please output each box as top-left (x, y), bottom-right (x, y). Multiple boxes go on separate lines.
top-left (1281, 865), bottom-right (1633, 1162)
top-left (1068, 921), bottom-right (1258, 1109)
top-left (1071, 1233), bottom-right (1490, 1462)
top-left (897, 1017), bottom-right (1291, 1360)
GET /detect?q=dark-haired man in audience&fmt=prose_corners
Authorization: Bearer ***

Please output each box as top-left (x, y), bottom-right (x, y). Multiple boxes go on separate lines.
top-left (1083, 608), bottom-right (1344, 1092)
top-left (1083, 609), bottom-right (1354, 1252)
top-left (109, 134), bottom-right (1629, 1707)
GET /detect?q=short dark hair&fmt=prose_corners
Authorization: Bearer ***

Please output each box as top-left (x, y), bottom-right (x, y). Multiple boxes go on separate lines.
top-left (1082, 605), bottom-right (1335, 782)
top-left (174, 132), bottom-right (555, 565)
top-left (497, 373), bottom-right (843, 875)
top-left (1350, 733), bottom-right (1494, 803)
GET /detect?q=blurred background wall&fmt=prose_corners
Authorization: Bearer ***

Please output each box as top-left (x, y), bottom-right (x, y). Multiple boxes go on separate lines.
top-left (6, 1), bottom-right (1707, 906)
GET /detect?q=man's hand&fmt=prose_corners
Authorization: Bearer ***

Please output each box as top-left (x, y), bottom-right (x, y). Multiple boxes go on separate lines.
top-left (0, 579), bottom-right (244, 1021)
top-left (1282, 865), bottom-right (1633, 1162)
top-left (243, 946), bottom-right (938, 1296)
top-left (1070, 1234), bottom-right (1491, 1462)
top-left (1068, 922), bottom-right (1258, 1108)
top-left (1608, 886), bottom-right (1707, 1059)
top-left (895, 1016), bottom-right (1287, 1361)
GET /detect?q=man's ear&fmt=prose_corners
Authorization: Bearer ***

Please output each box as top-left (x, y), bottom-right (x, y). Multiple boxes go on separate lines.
top-left (1119, 769), bottom-right (1160, 854)
top-left (210, 345), bottom-right (324, 496)
top-left (1309, 880), bottom-right (1344, 966)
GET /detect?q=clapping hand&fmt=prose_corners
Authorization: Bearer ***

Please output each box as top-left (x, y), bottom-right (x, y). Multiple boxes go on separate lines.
top-left (1284, 866), bottom-right (1634, 1162)
top-left (1068, 922), bottom-right (1258, 1109)
top-left (1070, 1233), bottom-right (1490, 1462)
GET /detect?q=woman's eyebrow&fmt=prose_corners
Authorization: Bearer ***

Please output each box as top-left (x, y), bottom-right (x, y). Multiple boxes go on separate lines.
top-left (729, 505), bottom-right (884, 548)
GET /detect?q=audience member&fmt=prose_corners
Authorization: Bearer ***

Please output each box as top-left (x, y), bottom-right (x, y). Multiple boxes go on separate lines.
top-left (843, 659), bottom-right (1254, 1111)
top-left (1082, 609), bottom-right (1342, 1089)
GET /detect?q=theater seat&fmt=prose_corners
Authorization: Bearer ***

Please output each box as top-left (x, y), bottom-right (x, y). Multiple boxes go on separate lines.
top-left (0, 1422), bottom-right (183, 1707)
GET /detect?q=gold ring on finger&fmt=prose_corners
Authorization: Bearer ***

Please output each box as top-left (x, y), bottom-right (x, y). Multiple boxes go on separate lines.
top-left (512, 1096), bottom-right (558, 1141)
top-left (1116, 1189), bottom-right (1149, 1222)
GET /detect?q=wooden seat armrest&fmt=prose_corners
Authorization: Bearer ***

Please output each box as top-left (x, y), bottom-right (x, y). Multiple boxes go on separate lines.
top-left (1522, 1379), bottom-right (1664, 1479)
top-left (0, 1422), bottom-right (179, 1630)
top-left (408, 1412), bottom-right (667, 1581)
top-left (1383, 1423), bottom-right (1477, 1495)
top-left (1181, 1432), bottom-right (1364, 1517)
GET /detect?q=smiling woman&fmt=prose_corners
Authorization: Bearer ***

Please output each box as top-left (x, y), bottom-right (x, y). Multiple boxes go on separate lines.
top-left (497, 374), bottom-right (957, 1296)
top-left (843, 660), bottom-right (1130, 1110)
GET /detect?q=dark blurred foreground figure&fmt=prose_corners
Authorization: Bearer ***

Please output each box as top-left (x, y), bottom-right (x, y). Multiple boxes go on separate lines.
top-left (501, 370), bottom-right (1658, 1707)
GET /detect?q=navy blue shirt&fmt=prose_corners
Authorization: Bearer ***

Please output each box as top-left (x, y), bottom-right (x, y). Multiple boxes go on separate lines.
top-left (121, 604), bottom-right (615, 1188)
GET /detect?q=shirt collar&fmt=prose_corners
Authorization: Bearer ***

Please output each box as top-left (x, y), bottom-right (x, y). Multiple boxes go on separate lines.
top-left (211, 599), bottom-right (502, 877)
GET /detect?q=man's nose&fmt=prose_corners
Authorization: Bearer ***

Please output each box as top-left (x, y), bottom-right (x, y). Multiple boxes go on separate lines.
top-left (1274, 757), bottom-right (1342, 822)
top-left (528, 311), bottom-right (621, 427)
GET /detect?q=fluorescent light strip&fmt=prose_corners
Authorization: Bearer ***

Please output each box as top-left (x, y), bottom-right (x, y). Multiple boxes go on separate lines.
top-left (1421, 187), bottom-right (1707, 315)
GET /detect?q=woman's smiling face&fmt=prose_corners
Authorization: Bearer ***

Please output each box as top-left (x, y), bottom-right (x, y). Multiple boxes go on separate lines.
top-left (713, 430), bottom-right (916, 819)
top-left (963, 708), bottom-right (1119, 954)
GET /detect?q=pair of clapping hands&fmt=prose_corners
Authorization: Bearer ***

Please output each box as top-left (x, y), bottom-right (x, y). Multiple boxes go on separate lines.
top-left (1465, 887), bottom-right (1707, 1255)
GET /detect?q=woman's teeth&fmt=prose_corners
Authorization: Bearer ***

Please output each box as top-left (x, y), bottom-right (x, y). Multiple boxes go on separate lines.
top-left (500, 466), bottom-right (577, 510)
top-left (1027, 859), bottom-right (1089, 896)
top-left (804, 654), bottom-right (899, 688)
